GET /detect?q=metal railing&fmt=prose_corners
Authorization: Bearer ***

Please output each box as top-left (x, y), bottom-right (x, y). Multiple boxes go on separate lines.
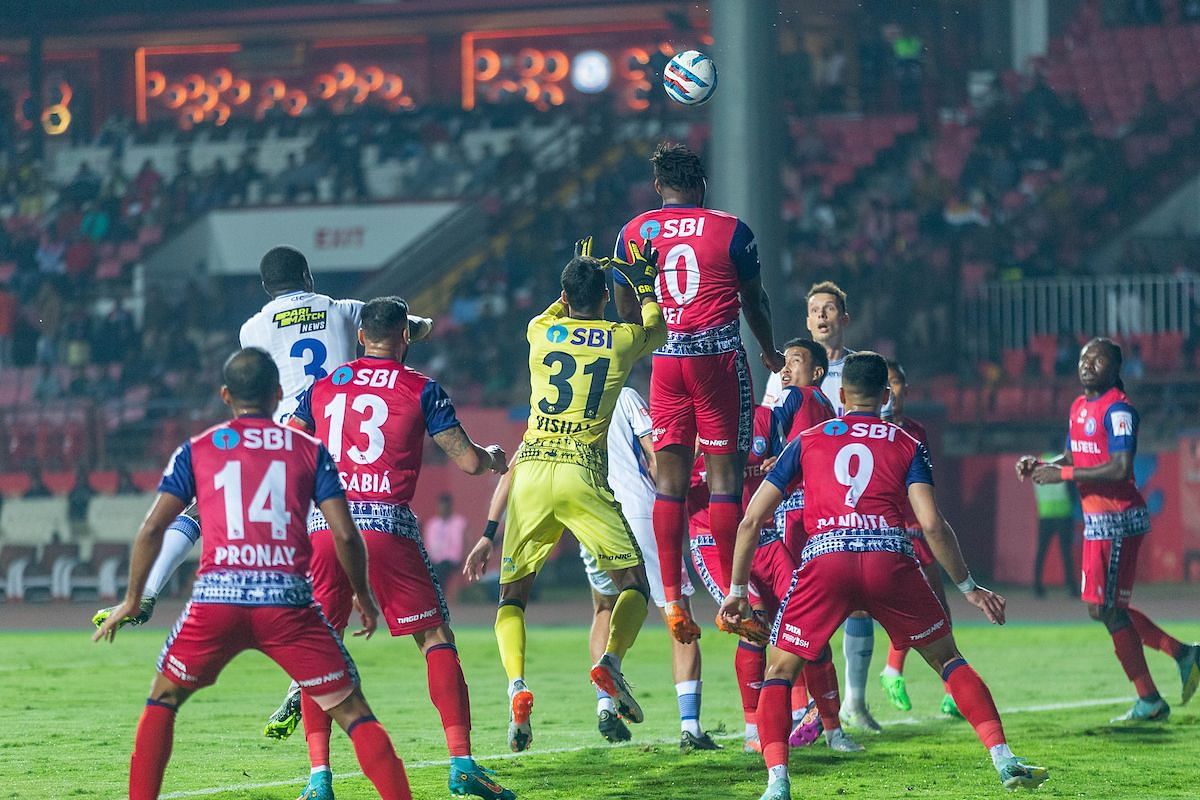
top-left (962, 274), bottom-right (1197, 361)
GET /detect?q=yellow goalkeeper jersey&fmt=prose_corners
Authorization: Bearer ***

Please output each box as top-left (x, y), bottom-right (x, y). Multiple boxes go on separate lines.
top-left (520, 299), bottom-right (665, 472)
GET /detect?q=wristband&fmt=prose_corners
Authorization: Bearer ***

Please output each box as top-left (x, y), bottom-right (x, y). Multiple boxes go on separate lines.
top-left (1059, 466), bottom-right (1074, 481)
top-left (728, 583), bottom-right (749, 599)
top-left (483, 520), bottom-right (499, 541)
top-left (956, 573), bottom-right (978, 594)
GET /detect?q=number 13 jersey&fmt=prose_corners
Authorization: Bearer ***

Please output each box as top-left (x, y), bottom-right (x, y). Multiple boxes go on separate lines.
top-left (521, 300), bottom-right (666, 473)
top-left (240, 291), bottom-right (364, 423)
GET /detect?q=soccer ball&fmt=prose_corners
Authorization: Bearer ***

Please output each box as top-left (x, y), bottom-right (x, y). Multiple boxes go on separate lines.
top-left (662, 50), bottom-right (718, 106)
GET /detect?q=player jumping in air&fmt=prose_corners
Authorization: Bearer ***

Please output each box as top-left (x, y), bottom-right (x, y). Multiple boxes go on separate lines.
top-left (94, 348), bottom-right (412, 800)
top-left (286, 297), bottom-right (514, 800)
top-left (878, 359), bottom-right (961, 719)
top-left (1017, 338), bottom-right (1200, 721)
top-left (489, 239), bottom-right (665, 752)
top-left (723, 352), bottom-right (1049, 799)
top-left (612, 142), bottom-right (784, 644)
top-left (468, 385), bottom-right (717, 751)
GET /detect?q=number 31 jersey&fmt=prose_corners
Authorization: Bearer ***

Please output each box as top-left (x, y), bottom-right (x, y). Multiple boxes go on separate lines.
top-left (294, 356), bottom-right (461, 508)
top-left (240, 291), bottom-right (363, 423)
top-left (614, 205), bottom-right (759, 335)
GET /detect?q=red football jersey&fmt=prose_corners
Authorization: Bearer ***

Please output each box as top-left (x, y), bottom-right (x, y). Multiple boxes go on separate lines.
top-left (159, 416), bottom-right (343, 579)
top-left (294, 356), bottom-right (462, 507)
top-left (688, 405), bottom-right (781, 530)
top-left (897, 417), bottom-right (928, 530)
top-left (615, 205), bottom-right (759, 334)
top-left (765, 413), bottom-right (932, 539)
top-left (1067, 387), bottom-right (1144, 515)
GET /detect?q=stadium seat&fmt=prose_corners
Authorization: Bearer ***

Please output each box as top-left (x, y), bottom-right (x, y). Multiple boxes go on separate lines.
top-left (36, 542), bottom-right (82, 601)
top-left (0, 544), bottom-right (37, 601)
top-left (41, 470), bottom-right (77, 496)
top-left (0, 472), bottom-right (32, 498)
top-left (131, 469), bottom-right (163, 493)
top-left (69, 541), bottom-right (129, 600)
top-left (88, 470), bottom-right (120, 494)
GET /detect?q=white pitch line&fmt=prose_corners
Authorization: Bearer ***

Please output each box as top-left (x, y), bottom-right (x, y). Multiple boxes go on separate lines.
top-left (149, 695), bottom-right (1132, 800)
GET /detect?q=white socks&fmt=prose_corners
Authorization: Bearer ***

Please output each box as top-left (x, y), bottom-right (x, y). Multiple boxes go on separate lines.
top-left (989, 743), bottom-right (1015, 769)
top-left (767, 764), bottom-right (789, 784)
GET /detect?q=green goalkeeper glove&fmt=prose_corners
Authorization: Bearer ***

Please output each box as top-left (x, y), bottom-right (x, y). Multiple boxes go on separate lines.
top-left (574, 236), bottom-right (595, 258)
top-left (608, 239), bottom-right (659, 301)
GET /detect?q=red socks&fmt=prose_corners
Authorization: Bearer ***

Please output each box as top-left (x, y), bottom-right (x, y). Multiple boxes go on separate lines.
top-left (805, 652), bottom-right (843, 731)
top-left (735, 642), bottom-right (766, 722)
top-left (1127, 607), bottom-right (1185, 660)
top-left (757, 679), bottom-right (792, 770)
top-left (129, 700), bottom-right (176, 800)
top-left (709, 494), bottom-right (741, 590)
top-left (1111, 623), bottom-right (1160, 698)
top-left (886, 644), bottom-right (908, 673)
top-left (348, 717), bottom-right (412, 800)
top-left (942, 658), bottom-right (1006, 749)
top-left (653, 494), bottom-right (688, 602)
top-left (426, 643), bottom-right (472, 757)
top-left (301, 690), bottom-right (333, 769)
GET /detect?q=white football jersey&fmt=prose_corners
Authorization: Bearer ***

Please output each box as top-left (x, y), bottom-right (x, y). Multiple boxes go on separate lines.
top-left (239, 291), bottom-right (363, 423)
top-left (606, 387), bottom-right (655, 520)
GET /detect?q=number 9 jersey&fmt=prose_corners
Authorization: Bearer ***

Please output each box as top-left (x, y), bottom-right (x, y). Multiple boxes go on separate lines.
top-left (240, 291), bottom-right (364, 424)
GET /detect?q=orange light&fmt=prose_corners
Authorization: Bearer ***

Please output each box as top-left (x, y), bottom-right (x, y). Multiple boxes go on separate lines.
top-left (199, 86), bottom-right (219, 112)
top-left (362, 66), bottom-right (384, 92)
top-left (13, 91), bottom-right (31, 130)
top-left (135, 44), bottom-right (240, 125)
top-left (620, 48), bottom-right (650, 79)
top-left (214, 103), bottom-right (231, 126)
top-left (490, 80), bottom-right (520, 102)
top-left (209, 68), bottom-right (232, 93)
top-left (314, 73), bottom-right (338, 100)
top-left (41, 104), bottom-right (71, 135)
top-left (543, 50), bottom-right (569, 81)
top-left (475, 48), bottom-right (500, 81)
top-left (164, 84), bottom-right (188, 109)
top-left (184, 74), bottom-right (206, 99)
top-left (146, 70), bottom-right (166, 98)
top-left (255, 98), bottom-right (274, 120)
top-left (333, 63), bottom-right (356, 90)
top-left (658, 41), bottom-right (676, 57)
top-left (700, 33), bottom-right (714, 46)
top-left (520, 78), bottom-right (541, 102)
top-left (185, 105), bottom-right (205, 125)
top-left (262, 79), bottom-right (286, 101)
top-left (350, 77), bottom-right (370, 104)
top-left (626, 83), bottom-right (650, 111)
top-left (229, 79), bottom-right (251, 105)
top-left (53, 81), bottom-right (73, 106)
top-left (518, 48), bottom-right (545, 77)
top-left (397, 95), bottom-right (415, 109)
top-left (284, 90), bottom-right (308, 116)
top-left (543, 84), bottom-right (564, 106)
top-left (380, 73), bottom-right (404, 99)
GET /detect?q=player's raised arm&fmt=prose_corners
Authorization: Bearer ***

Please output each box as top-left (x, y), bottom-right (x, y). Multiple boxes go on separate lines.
top-left (94, 493), bottom-right (187, 642)
top-left (609, 239), bottom-right (668, 352)
top-left (909, 482), bottom-right (1005, 625)
top-left (433, 426), bottom-right (507, 476)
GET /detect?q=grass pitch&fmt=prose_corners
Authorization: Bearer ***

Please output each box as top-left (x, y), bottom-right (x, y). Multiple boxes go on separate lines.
top-left (2, 618), bottom-right (1198, 799)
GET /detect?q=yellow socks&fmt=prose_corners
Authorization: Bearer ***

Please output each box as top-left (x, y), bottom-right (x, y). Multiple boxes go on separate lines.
top-left (494, 601), bottom-right (527, 682)
top-left (604, 588), bottom-right (648, 661)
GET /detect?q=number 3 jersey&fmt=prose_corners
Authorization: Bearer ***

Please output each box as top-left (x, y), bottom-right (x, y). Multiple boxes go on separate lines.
top-left (764, 413), bottom-right (933, 566)
top-left (293, 356), bottom-right (461, 536)
top-left (158, 416), bottom-right (344, 604)
top-left (521, 299), bottom-right (666, 472)
top-left (240, 291), bottom-right (364, 423)
top-left (613, 205), bottom-right (759, 339)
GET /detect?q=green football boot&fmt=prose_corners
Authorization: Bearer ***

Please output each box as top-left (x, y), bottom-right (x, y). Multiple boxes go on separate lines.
top-left (996, 757), bottom-right (1049, 790)
top-left (879, 672), bottom-right (912, 711)
top-left (265, 684), bottom-right (303, 740)
top-left (449, 758), bottom-right (515, 800)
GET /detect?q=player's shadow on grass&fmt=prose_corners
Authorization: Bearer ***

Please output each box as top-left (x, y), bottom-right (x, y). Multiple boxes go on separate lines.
top-left (1082, 725), bottom-right (1174, 739)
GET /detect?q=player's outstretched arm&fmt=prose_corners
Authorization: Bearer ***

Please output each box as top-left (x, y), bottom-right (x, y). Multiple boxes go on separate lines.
top-left (433, 426), bottom-right (507, 476)
top-left (718, 480), bottom-right (783, 627)
top-left (909, 483), bottom-right (1005, 625)
top-left (463, 452), bottom-right (518, 582)
top-left (93, 493), bottom-right (187, 643)
top-left (319, 495), bottom-right (379, 639)
top-left (739, 276), bottom-right (784, 373)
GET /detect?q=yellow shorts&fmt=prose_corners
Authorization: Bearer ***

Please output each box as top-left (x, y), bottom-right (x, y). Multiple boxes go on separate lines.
top-left (501, 459), bottom-right (642, 584)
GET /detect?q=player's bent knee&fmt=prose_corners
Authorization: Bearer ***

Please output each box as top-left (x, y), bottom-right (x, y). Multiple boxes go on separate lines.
top-left (915, 636), bottom-right (961, 672)
top-left (764, 651), bottom-right (805, 682)
top-left (325, 687), bottom-right (370, 725)
top-left (416, 623), bottom-right (455, 650)
top-left (149, 674), bottom-right (192, 708)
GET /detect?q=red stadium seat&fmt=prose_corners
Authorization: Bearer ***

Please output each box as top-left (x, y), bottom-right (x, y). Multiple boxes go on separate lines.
top-left (0, 472), bottom-right (32, 497)
top-left (131, 469), bottom-right (162, 493)
top-left (88, 470), bottom-right (120, 494)
top-left (41, 470), bottom-right (76, 495)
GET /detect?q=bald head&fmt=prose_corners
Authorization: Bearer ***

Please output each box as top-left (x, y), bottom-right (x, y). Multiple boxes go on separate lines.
top-left (222, 347), bottom-right (281, 410)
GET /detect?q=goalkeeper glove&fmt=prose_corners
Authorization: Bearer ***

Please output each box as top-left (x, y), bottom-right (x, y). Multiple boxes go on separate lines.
top-left (608, 239), bottom-right (660, 301)
top-left (574, 236), bottom-right (595, 258)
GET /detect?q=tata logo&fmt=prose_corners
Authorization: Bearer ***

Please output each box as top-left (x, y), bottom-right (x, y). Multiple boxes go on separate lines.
top-left (331, 366), bottom-right (354, 385)
top-left (639, 220), bottom-right (661, 240)
top-left (823, 420), bottom-right (848, 436)
top-left (1084, 418), bottom-right (1097, 436)
top-left (547, 325), bottom-right (569, 343)
top-left (212, 429), bottom-right (240, 450)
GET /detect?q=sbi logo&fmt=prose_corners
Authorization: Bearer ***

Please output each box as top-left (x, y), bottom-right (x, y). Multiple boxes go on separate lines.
top-left (823, 420), bottom-right (848, 436)
top-left (547, 325), bottom-right (569, 343)
top-left (213, 429), bottom-right (240, 450)
top-left (639, 220), bottom-right (661, 240)
top-left (331, 366), bottom-right (354, 385)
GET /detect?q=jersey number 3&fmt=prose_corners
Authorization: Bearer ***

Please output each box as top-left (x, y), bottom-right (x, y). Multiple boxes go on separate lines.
top-left (291, 338), bottom-right (328, 381)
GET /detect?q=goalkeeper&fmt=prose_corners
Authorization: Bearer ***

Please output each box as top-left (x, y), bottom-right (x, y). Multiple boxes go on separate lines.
top-left (487, 237), bottom-right (666, 753)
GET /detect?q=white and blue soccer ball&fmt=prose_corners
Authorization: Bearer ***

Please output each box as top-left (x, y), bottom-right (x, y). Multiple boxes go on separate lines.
top-left (662, 50), bottom-right (717, 106)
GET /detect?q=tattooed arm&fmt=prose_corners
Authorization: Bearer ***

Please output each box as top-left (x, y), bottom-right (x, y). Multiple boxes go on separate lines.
top-left (432, 426), bottom-right (508, 476)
